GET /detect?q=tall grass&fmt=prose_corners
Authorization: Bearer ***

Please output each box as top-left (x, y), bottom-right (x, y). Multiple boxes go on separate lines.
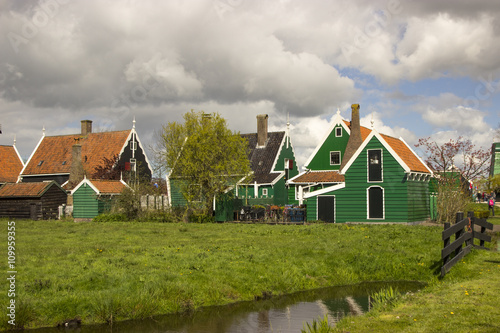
top-left (0, 220), bottom-right (446, 330)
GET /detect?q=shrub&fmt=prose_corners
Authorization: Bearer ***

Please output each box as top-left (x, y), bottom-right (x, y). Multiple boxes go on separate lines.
top-left (301, 315), bottom-right (331, 333)
top-left (370, 286), bottom-right (400, 309)
top-left (93, 213), bottom-right (128, 222)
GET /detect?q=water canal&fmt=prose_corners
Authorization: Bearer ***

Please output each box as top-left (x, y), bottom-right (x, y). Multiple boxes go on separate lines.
top-left (31, 281), bottom-right (425, 333)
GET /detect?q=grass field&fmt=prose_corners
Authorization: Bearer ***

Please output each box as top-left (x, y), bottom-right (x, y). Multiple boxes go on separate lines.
top-left (0, 219), bottom-right (497, 331)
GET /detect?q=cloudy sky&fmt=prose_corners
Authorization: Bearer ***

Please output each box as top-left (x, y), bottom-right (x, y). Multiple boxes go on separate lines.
top-left (1, 0), bottom-right (499, 172)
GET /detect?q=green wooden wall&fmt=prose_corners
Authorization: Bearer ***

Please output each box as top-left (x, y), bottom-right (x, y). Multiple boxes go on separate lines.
top-left (73, 185), bottom-right (99, 219)
top-left (306, 125), bottom-right (349, 170)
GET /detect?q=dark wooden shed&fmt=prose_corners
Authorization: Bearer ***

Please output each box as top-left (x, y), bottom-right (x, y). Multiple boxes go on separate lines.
top-left (0, 181), bottom-right (68, 220)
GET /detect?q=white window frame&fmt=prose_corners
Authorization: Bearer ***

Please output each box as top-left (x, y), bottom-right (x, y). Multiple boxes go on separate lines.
top-left (330, 151), bottom-right (341, 166)
top-left (367, 149), bottom-right (383, 183)
top-left (335, 127), bottom-right (342, 137)
top-left (262, 188), bottom-right (268, 197)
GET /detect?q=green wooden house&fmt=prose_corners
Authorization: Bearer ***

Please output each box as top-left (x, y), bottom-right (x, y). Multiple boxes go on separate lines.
top-left (71, 177), bottom-right (128, 220)
top-left (288, 104), bottom-right (432, 223)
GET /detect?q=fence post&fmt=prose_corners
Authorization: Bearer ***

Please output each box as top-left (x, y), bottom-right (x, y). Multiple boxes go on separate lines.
top-left (455, 212), bottom-right (464, 257)
top-left (443, 222), bottom-right (451, 267)
top-left (467, 211), bottom-right (474, 247)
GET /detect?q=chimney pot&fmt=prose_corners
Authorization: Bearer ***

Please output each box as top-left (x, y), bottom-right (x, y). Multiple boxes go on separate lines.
top-left (81, 120), bottom-right (92, 136)
top-left (257, 114), bottom-right (268, 147)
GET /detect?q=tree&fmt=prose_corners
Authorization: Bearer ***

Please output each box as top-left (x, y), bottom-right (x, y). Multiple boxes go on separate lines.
top-left (92, 154), bottom-right (125, 180)
top-left (162, 110), bottom-right (251, 216)
top-left (416, 136), bottom-right (491, 223)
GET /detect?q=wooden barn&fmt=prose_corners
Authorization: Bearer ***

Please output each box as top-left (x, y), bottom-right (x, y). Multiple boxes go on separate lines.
top-left (71, 178), bottom-right (128, 220)
top-left (288, 104), bottom-right (432, 223)
top-left (0, 181), bottom-right (67, 220)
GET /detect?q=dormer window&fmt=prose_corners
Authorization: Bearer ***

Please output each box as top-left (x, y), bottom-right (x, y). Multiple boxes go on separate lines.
top-left (37, 160), bottom-right (44, 166)
top-left (62, 161), bottom-right (67, 165)
top-left (335, 127), bottom-right (342, 137)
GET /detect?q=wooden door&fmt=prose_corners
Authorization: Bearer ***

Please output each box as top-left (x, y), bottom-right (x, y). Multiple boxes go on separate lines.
top-left (318, 196), bottom-right (335, 223)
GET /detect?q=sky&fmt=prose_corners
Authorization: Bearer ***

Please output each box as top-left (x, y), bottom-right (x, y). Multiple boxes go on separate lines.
top-left (1, 0), bottom-right (499, 174)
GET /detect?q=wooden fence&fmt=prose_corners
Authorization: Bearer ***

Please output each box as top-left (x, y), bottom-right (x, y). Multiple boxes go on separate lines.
top-left (441, 211), bottom-right (493, 277)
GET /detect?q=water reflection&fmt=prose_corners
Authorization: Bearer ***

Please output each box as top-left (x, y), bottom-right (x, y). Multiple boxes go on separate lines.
top-left (31, 281), bottom-right (424, 333)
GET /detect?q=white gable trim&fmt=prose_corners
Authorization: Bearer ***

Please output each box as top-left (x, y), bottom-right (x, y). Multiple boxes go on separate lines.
top-left (340, 130), bottom-right (411, 174)
top-left (120, 128), bottom-right (154, 175)
top-left (304, 183), bottom-right (345, 199)
top-left (71, 177), bottom-right (99, 195)
top-left (304, 112), bottom-right (349, 168)
top-left (18, 135), bottom-right (45, 182)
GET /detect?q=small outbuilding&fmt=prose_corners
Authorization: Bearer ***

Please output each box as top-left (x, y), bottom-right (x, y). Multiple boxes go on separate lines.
top-left (0, 181), bottom-right (68, 220)
top-left (71, 178), bottom-right (128, 220)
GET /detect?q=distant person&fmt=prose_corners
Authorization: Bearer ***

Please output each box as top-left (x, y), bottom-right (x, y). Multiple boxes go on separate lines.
top-left (489, 195), bottom-right (495, 217)
top-left (477, 192), bottom-right (481, 203)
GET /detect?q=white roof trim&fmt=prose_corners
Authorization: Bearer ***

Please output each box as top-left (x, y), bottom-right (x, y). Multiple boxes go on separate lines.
top-left (340, 130), bottom-right (411, 174)
top-left (304, 112), bottom-right (349, 168)
top-left (71, 177), bottom-right (99, 195)
top-left (18, 135), bottom-right (45, 181)
top-left (304, 183), bottom-right (346, 198)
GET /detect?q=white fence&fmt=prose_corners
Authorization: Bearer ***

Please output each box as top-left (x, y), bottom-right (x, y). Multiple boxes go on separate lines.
top-left (140, 194), bottom-right (169, 210)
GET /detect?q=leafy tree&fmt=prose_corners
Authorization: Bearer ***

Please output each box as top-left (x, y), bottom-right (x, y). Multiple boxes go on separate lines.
top-left (416, 136), bottom-right (491, 223)
top-left (92, 154), bottom-right (124, 180)
top-left (161, 110), bottom-right (251, 216)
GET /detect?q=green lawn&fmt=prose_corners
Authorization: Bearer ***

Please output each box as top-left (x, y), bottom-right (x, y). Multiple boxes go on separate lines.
top-left (0, 219), bottom-right (497, 331)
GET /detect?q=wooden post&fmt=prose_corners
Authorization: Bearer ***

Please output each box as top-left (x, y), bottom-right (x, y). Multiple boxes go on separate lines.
top-left (443, 222), bottom-right (451, 267)
top-left (467, 211), bottom-right (475, 247)
top-left (455, 212), bottom-right (464, 257)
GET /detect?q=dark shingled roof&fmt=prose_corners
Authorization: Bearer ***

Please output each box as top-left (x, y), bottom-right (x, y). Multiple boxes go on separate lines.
top-left (241, 131), bottom-right (285, 184)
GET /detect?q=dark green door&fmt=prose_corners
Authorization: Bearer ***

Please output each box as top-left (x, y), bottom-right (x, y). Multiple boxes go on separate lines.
top-left (318, 196), bottom-right (335, 222)
top-left (368, 187), bottom-right (383, 219)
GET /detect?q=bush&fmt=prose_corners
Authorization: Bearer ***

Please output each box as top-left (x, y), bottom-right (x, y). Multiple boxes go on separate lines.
top-left (188, 210), bottom-right (214, 223)
top-left (474, 211), bottom-right (490, 219)
top-left (93, 213), bottom-right (129, 222)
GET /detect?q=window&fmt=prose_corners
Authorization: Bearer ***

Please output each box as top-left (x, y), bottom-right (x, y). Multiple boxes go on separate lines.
top-left (130, 159), bottom-right (136, 172)
top-left (37, 160), bottom-right (44, 166)
top-left (368, 149), bottom-right (382, 182)
top-left (330, 151), bottom-right (341, 165)
top-left (262, 188), bottom-right (268, 197)
top-left (284, 159), bottom-right (293, 170)
top-left (130, 141), bottom-right (137, 151)
top-left (335, 127), bottom-right (342, 137)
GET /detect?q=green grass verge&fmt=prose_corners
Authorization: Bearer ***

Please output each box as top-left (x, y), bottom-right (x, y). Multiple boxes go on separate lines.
top-left (333, 247), bottom-right (500, 332)
top-left (0, 220), bottom-right (494, 331)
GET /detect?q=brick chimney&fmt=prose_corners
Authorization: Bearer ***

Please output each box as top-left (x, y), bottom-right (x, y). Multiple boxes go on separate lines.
top-left (68, 144), bottom-right (85, 188)
top-left (257, 114), bottom-right (268, 147)
top-left (340, 104), bottom-right (363, 171)
top-left (81, 120), bottom-right (92, 136)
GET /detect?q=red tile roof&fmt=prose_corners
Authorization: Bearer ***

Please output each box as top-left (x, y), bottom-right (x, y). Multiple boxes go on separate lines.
top-left (22, 130), bottom-right (131, 177)
top-left (292, 171), bottom-right (345, 183)
top-left (0, 182), bottom-right (56, 197)
top-left (381, 134), bottom-right (430, 173)
top-left (0, 146), bottom-right (23, 183)
top-left (90, 179), bottom-right (127, 194)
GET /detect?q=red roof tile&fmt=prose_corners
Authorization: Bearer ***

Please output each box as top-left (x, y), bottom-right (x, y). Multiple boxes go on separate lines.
top-left (90, 179), bottom-right (127, 194)
top-left (0, 182), bottom-right (56, 197)
top-left (381, 134), bottom-right (430, 173)
top-left (0, 146), bottom-right (23, 183)
top-left (292, 171), bottom-right (345, 183)
top-left (22, 130), bottom-right (131, 177)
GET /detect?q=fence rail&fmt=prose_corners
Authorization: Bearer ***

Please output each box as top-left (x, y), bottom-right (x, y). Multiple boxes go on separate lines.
top-left (441, 211), bottom-right (493, 277)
